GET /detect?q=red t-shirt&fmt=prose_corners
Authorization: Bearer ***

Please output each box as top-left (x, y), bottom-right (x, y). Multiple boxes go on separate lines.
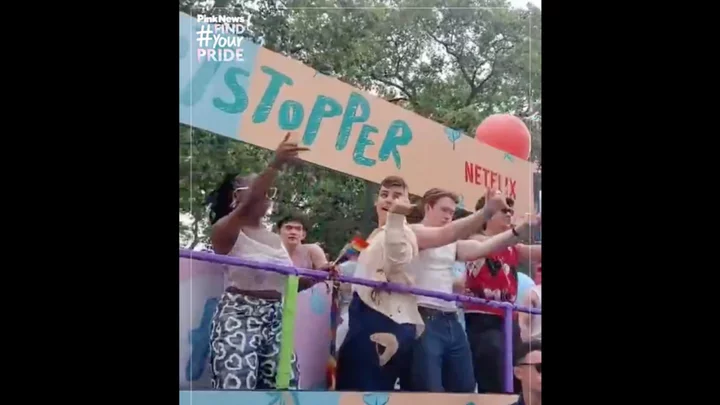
top-left (465, 245), bottom-right (520, 317)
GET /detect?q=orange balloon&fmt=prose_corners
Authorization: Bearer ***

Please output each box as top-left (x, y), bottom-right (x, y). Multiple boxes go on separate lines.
top-left (475, 114), bottom-right (531, 160)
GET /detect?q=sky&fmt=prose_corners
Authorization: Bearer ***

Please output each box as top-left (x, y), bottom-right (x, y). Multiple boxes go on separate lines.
top-left (510, 0), bottom-right (541, 8)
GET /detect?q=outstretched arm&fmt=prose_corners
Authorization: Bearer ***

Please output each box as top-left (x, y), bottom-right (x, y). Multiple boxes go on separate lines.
top-left (456, 215), bottom-right (541, 261)
top-left (211, 133), bottom-right (308, 254)
top-left (456, 232), bottom-right (521, 261)
top-left (413, 190), bottom-right (508, 250)
top-left (411, 209), bottom-right (491, 250)
top-left (517, 244), bottom-right (541, 264)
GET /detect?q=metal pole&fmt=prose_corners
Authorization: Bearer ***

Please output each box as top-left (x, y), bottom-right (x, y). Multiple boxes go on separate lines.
top-left (503, 307), bottom-right (514, 393)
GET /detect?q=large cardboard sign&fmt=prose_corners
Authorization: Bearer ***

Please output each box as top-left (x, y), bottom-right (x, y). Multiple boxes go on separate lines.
top-left (179, 12), bottom-right (534, 214)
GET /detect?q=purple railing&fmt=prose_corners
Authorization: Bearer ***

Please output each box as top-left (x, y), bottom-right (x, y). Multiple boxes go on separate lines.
top-left (179, 249), bottom-right (541, 393)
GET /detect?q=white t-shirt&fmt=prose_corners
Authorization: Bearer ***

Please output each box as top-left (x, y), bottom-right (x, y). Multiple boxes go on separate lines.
top-left (406, 242), bottom-right (458, 311)
top-left (224, 227), bottom-right (292, 293)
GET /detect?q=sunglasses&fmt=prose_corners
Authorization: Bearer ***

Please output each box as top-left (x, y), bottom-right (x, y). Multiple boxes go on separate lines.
top-left (234, 186), bottom-right (278, 200)
top-left (518, 362), bottom-right (541, 373)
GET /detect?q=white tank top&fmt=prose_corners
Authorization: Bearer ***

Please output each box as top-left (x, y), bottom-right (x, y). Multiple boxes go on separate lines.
top-left (407, 242), bottom-right (458, 311)
top-left (529, 285), bottom-right (542, 340)
top-left (224, 227), bottom-right (292, 293)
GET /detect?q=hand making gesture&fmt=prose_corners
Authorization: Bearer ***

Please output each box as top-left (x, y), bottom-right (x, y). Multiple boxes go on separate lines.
top-left (514, 213), bottom-right (542, 240)
top-left (482, 188), bottom-right (510, 217)
top-left (387, 195), bottom-right (415, 216)
top-left (270, 132), bottom-right (310, 169)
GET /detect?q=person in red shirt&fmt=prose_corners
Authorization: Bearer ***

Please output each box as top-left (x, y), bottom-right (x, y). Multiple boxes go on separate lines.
top-left (464, 196), bottom-right (541, 394)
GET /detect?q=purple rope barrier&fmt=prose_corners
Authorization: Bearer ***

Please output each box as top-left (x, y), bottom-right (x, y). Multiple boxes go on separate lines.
top-left (179, 249), bottom-right (541, 315)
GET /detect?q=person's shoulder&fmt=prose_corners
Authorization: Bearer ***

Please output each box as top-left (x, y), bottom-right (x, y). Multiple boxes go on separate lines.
top-left (366, 228), bottom-right (384, 242)
top-left (303, 243), bottom-right (325, 254)
top-left (243, 225), bottom-right (282, 243)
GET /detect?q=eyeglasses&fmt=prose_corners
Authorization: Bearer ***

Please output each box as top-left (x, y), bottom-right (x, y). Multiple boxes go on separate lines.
top-left (234, 186), bottom-right (278, 200)
top-left (517, 362), bottom-right (541, 373)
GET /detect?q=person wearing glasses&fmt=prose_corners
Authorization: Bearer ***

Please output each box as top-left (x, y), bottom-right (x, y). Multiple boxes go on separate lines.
top-left (512, 340), bottom-right (541, 405)
top-left (464, 196), bottom-right (542, 394)
top-left (205, 133), bottom-right (318, 390)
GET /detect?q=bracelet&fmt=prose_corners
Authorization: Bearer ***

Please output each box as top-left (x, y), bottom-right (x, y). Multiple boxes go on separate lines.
top-left (511, 225), bottom-right (520, 237)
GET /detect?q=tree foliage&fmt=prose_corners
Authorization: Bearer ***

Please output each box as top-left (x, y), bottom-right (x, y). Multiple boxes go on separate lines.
top-left (179, 0), bottom-right (542, 254)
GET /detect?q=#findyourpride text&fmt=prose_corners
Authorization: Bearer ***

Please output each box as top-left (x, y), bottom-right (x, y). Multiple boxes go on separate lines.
top-left (196, 24), bottom-right (245, 62)
top-left (195, 13), bottom-right (255, 62)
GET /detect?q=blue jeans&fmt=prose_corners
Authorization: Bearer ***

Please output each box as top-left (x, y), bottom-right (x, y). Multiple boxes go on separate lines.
top-left (336, 293), bottom-right (416, 391)
top-left (408, 307), bottom-right (475, 392)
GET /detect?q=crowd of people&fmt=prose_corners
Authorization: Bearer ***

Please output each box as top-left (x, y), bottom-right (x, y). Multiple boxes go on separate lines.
top-left (202, 133), bottom-right (542, 402)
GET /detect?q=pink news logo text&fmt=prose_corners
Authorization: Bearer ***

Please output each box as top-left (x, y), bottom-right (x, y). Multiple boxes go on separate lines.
top-left (195, 13), bottom-right (254, 62)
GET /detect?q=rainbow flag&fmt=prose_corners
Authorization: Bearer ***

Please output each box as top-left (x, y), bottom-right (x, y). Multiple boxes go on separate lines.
top-left (331, 236), bottom-right (369, 266)
top-left (346, 236), bottom-right (369, 256)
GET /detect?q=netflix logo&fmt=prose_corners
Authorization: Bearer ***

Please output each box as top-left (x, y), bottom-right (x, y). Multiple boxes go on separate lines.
top-left (464, 162), bottom-right (517, 200)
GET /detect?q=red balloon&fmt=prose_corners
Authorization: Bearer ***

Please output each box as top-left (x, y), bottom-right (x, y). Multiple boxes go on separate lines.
top-left (475, 114), bottom-right (531, 160)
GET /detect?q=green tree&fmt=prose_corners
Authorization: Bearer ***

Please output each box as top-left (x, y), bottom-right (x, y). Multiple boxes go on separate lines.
top-left (178, 0), bottom-right (542, 253)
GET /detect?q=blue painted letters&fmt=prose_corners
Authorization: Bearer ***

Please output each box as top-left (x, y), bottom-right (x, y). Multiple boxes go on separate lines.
top-left (253, 66), bottom-right (294, 124)
top-left (185, 298), bottom-right (219, 381)
top-left (181, 61), bottom-right (223, 107)
top-left (304, 96), bottom-right (343, 146)
top-left (380, 120), bottom-right (413, 169)
top-left (336, 92), bottom-right (370, 151)
top-left (279, 101), bottom-right (304, 130)
top-left (353, 125), bottom-right (379, 167)
top-left (213, 67), bottom-right (251, 114)
top-left (181, 58), bottom-right (415, 170)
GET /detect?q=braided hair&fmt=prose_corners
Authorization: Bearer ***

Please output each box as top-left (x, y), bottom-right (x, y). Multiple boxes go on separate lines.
top-left (206, 173), bottom-right (239, 225)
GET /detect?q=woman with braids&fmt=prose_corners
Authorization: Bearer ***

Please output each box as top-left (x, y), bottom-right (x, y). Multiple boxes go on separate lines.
top-left (205, 133), bottom-right (320, 390)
